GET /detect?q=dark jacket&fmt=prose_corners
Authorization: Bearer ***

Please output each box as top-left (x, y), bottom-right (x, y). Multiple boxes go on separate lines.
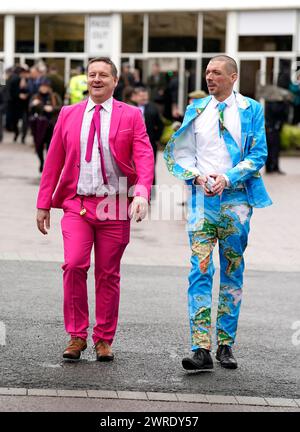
top-left (0, 85), bottom-right (6, 113)
top-left (143, 102), bottom-right (164, 149)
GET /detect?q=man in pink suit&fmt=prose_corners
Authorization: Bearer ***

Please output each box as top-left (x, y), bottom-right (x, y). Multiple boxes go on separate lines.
top-left (36, 57), bottom-right (154, 362)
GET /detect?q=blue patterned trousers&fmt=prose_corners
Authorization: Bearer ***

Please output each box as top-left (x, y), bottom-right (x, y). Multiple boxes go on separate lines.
top-left (187, 186), bottom-right (253, 351)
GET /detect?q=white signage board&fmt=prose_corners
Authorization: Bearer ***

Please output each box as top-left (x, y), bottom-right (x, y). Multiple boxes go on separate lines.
top-left (238, 11), bottom-right (297, 36)
top-left (88, 16), bottom-right (113, 56)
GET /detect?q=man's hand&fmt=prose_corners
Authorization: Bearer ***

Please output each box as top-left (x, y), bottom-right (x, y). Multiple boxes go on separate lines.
top-left (36, 209), bottom-right (50, 235)
top-left (195, 175), bottom-right (215, 196)
top-left (129, 196), bottom-right (148, 223)
top-left (210, 174), bottom-right (227, 196)
top-left (44, 105), bottom-right (53, 113)
top-left (31, 98), bottom-right (40, 106)
top-left (194, 175), bottom-right (207, 187)
top-left (195, 174), bottom-right (227, 196)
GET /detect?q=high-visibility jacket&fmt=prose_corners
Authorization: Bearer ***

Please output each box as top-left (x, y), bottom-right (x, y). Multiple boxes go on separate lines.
top-left (68, 74), bottom-right (87, 104)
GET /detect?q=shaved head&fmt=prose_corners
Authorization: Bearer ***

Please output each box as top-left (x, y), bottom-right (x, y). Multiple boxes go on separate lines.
top-left (206, 55), bottom-right (238, 101)
top-left (209, 55), bottom-right (238, 74)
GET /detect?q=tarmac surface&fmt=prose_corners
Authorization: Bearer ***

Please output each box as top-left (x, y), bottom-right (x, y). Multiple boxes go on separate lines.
top-left (0, 261), bottom-right (299, 400)
top-left (0, 134), bottom-right (299, 412)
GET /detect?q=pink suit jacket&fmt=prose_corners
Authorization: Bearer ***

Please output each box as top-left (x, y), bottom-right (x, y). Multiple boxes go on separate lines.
top-left (36, 98), bottom-right (155, 209)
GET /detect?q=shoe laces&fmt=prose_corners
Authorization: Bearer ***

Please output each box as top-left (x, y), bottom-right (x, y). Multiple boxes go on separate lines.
top-left (94, 340), bottom-right (111, 353)
top-left (67, 338), bottom-right (85, 350)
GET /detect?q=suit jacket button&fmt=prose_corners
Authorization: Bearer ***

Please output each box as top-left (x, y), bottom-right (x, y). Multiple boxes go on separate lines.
top-left (76, 163), bottom-right (80, 168)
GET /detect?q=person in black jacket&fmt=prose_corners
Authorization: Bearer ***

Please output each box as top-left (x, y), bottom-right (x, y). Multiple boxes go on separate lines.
top-left (132, 87), bottom-right (164, 186)
top-left (6, 66), bottom-right (23, 138)
top-left (29, 81), bottom-right (62, 172)
top-left (0, 84), bottom-right (6, 142)
top-left (263, 85), bottom-right (290, 174)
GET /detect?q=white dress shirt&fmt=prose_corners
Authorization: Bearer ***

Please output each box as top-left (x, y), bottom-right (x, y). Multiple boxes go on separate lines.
top-left (194, 92), bottom-right (241, 177)
top-left (77, 97), bottom-right (123, 196)
top-left (138, 105), bottom-right (145, 118)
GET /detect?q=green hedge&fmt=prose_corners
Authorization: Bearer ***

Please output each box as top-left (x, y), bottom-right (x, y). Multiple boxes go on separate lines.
top-left (280, 124), bottom-right (300, 150)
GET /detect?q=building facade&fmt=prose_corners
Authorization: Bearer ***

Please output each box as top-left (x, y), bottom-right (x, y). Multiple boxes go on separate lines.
top-left (1, 1), bottom-right (300, 110)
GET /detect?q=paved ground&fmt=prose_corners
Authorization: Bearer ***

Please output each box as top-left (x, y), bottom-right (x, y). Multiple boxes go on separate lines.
top-left (0, 261), bottom-right (299, 399)
top-left (0, 133), bottom-right (299, 412)
top-left (0, 394), bottom-right (299, 412)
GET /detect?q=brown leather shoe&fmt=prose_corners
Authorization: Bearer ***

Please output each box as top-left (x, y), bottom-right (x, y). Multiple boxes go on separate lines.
top-left (63, 337), bottom-right (87, 361)
top-left (95, 340), bottom-right (114, 362)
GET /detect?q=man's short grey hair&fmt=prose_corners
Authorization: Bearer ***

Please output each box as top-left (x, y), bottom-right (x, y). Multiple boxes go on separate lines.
top-left (209, 55), bottom-right (238, 74)
top-left (87, 57), bottom-right (118, 78)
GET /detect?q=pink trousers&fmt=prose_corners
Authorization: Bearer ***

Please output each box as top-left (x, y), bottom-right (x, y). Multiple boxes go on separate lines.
top-left (61, 195), bottom-right (130, 345)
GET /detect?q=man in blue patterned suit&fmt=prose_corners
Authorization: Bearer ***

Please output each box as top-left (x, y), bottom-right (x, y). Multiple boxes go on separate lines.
top-left (164, 55), bottom-right (272, 370)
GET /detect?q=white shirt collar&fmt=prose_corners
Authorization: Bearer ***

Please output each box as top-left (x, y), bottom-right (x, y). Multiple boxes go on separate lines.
top-left (87, 96), bottom-right (113, 113)
top-left (212, 92), bottom-right (235, 109)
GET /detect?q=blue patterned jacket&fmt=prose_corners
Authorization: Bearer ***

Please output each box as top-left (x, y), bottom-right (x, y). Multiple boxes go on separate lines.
top-left (164, 92), bottom-right (272, 208)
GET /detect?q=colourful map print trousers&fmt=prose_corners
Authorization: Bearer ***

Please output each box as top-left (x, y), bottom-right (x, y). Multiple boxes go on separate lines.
top-left (187, 186), bottom-right (253, 351)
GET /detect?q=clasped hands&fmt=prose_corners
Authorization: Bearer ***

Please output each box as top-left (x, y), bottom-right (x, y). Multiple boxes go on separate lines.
top-left (195, 173), bottom-right (227, 196)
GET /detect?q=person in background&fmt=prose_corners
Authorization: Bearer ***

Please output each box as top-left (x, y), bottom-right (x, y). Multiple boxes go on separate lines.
top-left (67, 65), bottom-right (88, 105)
top-left (289, 70), bottom-right (300, 125)
top-left (17, 65), bottom-right (31, 144)
top-left (47, 64), bottom-right (65, 101)
top-left (132, 87), bottom-right (164, 187)
top-left (147, 63), bottom-right (167, 109)
top-left (7, 65), bottom-right (23, 141)
top-left (132, 68), bottom-right (144, 88)
top-left (0, 84), bottom-right (5, 143)
top-left (122, 86), bottom-right (136, 106)
top-left (4, 67), bottom-right (16, 132)
top-left (188, 89), bottom-right (208, 105)
top-left (6, 64), bottom-right (30, 143)
top-left (264, 87), bottom-right (290, 175)
top-left (169, 72), bottom-right (181, 120)
top-left (113, 62), bottom-right (135, 101)
top-left (29, 81), bottom-right (62, 172)
top-left (164, 71), bottom-right (183, 121)
top-left (28, 64), bottom-right (48, 97)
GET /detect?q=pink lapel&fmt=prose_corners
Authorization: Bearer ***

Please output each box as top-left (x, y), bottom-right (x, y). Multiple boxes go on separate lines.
top-left (109, 98), bottom-right (123, 159)
top-left (72, 100), bottom-right (89, 161)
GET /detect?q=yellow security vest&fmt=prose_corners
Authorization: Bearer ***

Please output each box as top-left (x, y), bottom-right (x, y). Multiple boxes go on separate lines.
top-left (68, 74), bottom-right (88, 104)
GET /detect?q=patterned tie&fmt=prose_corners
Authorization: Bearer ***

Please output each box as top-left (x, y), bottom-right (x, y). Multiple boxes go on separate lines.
top-left (217, 102), bottom-right (227, 137)
top-left (217, 102), bottom-right (241, 166)
top-left (85, 104), bottom-right (108, 184)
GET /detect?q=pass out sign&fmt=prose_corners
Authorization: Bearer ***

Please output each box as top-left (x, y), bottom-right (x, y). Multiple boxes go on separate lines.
top-left (88, 16), bottom-right (112, 56)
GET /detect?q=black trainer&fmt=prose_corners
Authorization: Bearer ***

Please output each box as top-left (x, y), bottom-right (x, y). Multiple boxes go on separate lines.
top-left (182, 348), bottom-right (214, 371)
top-left (216, 345), bottom-right (238, 369)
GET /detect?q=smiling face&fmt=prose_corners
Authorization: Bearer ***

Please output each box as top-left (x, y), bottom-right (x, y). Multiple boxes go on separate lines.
top-left (206, 60), bottom-right (238, 101)
top-left (87, 61), bottom-right (118, 104)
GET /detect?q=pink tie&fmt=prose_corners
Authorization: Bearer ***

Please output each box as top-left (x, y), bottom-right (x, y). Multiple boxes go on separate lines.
top-left (85, 104), bottom-right (108, 185)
